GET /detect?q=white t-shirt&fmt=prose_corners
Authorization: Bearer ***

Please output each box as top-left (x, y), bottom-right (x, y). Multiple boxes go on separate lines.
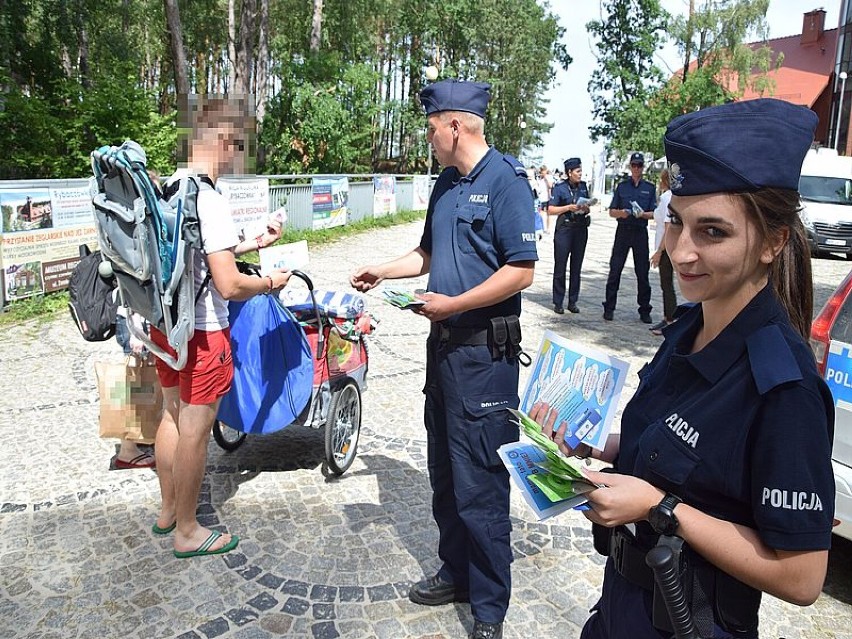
top-left (194, 188), bottom-right (239, 331)
top-left (653, 189), bottom-right (672, 251)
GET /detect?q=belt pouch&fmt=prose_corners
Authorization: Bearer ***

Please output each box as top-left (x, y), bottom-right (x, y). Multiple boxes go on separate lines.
top-left (490, 316), bottom-right (508, 359)
top-left (505, 315), bottom-right (522, 359)
top-left (593, 522), bottom-right (612, 556)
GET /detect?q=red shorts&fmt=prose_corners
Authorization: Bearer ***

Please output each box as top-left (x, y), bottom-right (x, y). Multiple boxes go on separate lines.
top-left (150, 327), bottom-right (233, 405)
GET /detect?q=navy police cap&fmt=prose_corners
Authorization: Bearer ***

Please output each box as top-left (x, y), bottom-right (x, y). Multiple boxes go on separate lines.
top-left (419, 79), bottom-right (492, 118)
top-left (663, 98), bottom-right (817, 196)
top-left (564, 157), bottom-right (582, 170)
top-left (629, 152), bottom-right (644, 165)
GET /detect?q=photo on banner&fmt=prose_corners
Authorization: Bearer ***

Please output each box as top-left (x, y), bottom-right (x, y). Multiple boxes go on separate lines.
top-left (312, 177), bottom-right (349, 230)
top-left (372, 175), bottom-right (396, 217)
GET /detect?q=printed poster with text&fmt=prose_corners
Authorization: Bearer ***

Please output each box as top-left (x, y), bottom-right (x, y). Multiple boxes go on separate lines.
top-left (0, 184), bottom-right (98, 303)
top-left (216, 177), bottom-right (270, 240)
top-left (312, 177), bottom-right (349, 230)
top-left (372, 175), bottom-right (396, 217)
top-left (520, 330), bottom-right (630, 451)
top-left (412, 175), bottom-right (430, 211)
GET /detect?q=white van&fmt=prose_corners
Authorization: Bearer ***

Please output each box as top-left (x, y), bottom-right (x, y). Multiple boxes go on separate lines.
top-left (799, 148), bottom-right (852, 259)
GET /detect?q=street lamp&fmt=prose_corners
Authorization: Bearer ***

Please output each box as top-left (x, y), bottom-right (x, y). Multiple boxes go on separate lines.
top-left (836, 71), bottom-right (848, 151)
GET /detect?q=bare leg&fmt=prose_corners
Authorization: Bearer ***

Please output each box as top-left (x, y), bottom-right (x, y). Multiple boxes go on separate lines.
top-left (154, 386), bottom-right (180, 530)
top-left (170, 398), bottom-right (233, 553)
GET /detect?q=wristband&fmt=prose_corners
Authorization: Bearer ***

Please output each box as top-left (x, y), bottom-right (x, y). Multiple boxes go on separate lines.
top-left (265, 275), bottom-right (273, 292)
top-left (256, 234), bottom-right (265, 250)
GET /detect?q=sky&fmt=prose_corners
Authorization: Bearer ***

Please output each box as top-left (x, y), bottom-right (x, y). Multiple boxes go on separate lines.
top-left (536, 0), bottom-right (842, 178)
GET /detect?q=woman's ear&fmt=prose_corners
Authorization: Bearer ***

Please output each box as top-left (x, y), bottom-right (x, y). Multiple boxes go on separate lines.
top-left (760, 227), bottom-right (790, 264)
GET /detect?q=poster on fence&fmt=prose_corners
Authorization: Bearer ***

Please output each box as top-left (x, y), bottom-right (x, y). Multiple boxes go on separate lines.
top-left (216, 177), bottom-right (270, 240)
top-left (312, 177), bottom-right (349, 230)
top-left (372, 175), bottom-right (396, 217)
top-left (0, 183), bottom-right (98, 304)
top-left (412, 175), bottom-right (430, 211)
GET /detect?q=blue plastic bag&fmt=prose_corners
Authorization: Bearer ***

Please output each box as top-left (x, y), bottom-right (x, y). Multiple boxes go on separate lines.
top-left (217, 294), bottom-right (314, 434)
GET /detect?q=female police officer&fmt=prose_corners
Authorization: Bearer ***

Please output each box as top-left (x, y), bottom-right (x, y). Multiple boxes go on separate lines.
top-left (549, 157), bottom-right (592, 314)
top-left (532, 98), bottom-right (835, 638)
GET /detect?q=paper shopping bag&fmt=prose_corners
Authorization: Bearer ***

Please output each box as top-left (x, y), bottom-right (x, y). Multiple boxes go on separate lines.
top-left (95, 357), bottom-right (163, 443)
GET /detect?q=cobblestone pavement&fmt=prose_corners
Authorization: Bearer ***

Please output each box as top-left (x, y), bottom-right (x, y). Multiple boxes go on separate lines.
top-left (2, 211), bottom-right (852, 639)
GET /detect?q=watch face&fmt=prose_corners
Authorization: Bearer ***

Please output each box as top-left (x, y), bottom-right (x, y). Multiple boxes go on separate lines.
top-left (649, 495), bottom-right (680, 536)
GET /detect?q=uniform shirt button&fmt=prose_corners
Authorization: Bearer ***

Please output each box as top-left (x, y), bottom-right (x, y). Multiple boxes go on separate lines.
top-left (649, 451), bottom-right (658, 462)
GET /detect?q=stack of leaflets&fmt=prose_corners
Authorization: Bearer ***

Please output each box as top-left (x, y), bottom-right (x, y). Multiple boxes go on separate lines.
top-left (381, 288), bottom-right (426, 310)
top-left (576, 196), bottom-right (598, 208)
top-left (629, 200), bottom-right (645, 217)
top-left (498, 330), bottom-right (630, 520)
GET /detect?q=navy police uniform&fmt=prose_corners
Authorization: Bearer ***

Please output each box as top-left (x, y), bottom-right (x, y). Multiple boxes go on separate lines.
top-left (418, 80), bottom-right (538, 625)
top-left (550, 157), bottom-right (590, 310)
top-left (582, 289), bottom-right (835, 639)
top-left (582, 99), bottom-right (836, 639)
top-left (603, 156), bottom-right (656, 316)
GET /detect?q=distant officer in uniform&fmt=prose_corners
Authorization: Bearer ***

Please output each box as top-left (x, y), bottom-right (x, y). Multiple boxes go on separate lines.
top-left (549, 157), bottom-right (591, 314)
top-left (533, 99), bottom-right (835, 639)
top-left (350, 79), bottom-right (538, 639)
top-left (602, 152), bottom-right (656, 323)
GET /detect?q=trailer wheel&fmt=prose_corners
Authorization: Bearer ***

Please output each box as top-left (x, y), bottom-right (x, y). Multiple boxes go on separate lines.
top-left (212, 420), bottom-right (247, 452)
top-left (324, 381), bottom-right (361, 475)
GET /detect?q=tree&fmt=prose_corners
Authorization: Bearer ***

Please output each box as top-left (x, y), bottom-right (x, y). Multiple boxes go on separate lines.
top-left (586, 0), bottom-right (668, 145)
top-left (163, 0), bottom-right (189, 95)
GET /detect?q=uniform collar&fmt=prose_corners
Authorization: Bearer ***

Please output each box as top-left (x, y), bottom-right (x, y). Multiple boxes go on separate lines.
top-left (668, 284), bottom-right (786, 384)
top-left (454, 146), bottom-right (498, 183)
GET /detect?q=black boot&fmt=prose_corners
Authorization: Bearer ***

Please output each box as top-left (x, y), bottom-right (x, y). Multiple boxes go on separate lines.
top-left (408, 574), bottom-right (469, 606)
top-left (470, 620), bottom-right (503, 639)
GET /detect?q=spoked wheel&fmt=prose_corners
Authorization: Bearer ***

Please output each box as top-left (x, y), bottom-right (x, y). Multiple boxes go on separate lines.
top-left (212, 420), bottom-right (247, 452)
top-left (324, 381), bottom-right (362, 475)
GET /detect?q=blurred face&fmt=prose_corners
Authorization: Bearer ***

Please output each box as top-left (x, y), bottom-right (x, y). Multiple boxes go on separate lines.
top-left (426, 113), bottom-right (457, 167)
top-left (630, 162), bottom-right (644, 181)
top-left (665, 193), bottom-right (776, 314)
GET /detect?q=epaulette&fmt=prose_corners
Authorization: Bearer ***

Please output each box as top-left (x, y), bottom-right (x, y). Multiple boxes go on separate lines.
top-left (746, 324), bottom-right (803, 394)
top-left (502, 153), bottom-right (527, 178)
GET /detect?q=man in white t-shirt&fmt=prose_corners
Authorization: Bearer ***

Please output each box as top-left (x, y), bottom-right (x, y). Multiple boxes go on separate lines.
top-left (151, 95), bottom-right (290, 559)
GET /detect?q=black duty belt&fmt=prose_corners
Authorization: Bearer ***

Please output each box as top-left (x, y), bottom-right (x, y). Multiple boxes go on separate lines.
top-left (432, 323), bottom-right (489, 346)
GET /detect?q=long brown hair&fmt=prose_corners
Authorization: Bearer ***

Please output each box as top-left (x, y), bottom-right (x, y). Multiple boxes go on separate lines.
top-left (734, 188), bottom-right (812, 339)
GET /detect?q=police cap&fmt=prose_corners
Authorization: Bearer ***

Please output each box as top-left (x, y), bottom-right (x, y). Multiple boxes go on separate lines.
top-left (564, 157), bottom-right (582, 171)
top-left (419, 79), bottom-right (492, 118)
top-left (663, 98), bottom-right (817, 196)
top-left (629, 152), bottom-right (644, 165)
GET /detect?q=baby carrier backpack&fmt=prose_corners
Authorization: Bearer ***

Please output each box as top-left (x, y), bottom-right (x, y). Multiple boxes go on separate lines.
top-left (89, 140), bottom-right (209, 370)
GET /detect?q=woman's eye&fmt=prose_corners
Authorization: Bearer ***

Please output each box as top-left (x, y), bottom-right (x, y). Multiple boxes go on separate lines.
top-left (705, 226), bottom-right (727, 239)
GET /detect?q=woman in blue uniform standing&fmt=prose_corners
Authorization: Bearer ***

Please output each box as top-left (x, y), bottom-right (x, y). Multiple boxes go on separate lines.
top-left (549, 157), bottom-right (592, 314)
top-left (532, 98), bottom-right (835, 638)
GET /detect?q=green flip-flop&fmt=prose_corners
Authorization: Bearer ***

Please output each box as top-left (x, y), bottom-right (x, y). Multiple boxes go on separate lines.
top-left (174, 531), bottom-right (239, 559)
top-left (152, 520), bottom-right (177, 535)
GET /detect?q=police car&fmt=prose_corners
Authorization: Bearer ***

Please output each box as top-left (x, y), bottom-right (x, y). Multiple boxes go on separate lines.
top-left (810, 270), bottom-right (852, 541)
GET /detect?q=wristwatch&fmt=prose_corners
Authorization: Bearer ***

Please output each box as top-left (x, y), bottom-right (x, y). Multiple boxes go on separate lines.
top-left (648, 493), bottom-right (682, 536)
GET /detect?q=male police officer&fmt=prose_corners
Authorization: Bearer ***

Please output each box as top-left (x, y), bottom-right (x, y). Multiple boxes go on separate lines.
top-left (602, 152), bottom-right (656, 323)
top-left (350, 79), bottom-right (538, 639)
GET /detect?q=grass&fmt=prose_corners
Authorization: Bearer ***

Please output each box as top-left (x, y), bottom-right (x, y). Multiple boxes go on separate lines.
top-left (0, 208), bottom-right (426, 327)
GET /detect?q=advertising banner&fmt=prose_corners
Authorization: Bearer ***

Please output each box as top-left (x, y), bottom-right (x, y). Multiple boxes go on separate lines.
top-left (372, 175), bottom-right (397, 217)
top-left (412, 175), bottom-right (431, 211)
top-left (0, 183), bottom-right (98, 304)
top-left (312, 177), bottom-right (349, 230)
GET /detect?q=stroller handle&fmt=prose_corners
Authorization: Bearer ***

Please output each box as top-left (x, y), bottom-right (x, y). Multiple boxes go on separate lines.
top-left (646, 545), bottom-right (701, 639)
top-left (289, 269), bottom-right (324, 359)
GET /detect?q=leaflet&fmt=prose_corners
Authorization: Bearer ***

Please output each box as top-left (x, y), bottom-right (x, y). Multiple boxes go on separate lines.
top-left (519, 330), bottom-right (630, 451)
top-left (381, 288), bottom-right (426, 310)
top-left (576, 196), bottom-right (598, 207)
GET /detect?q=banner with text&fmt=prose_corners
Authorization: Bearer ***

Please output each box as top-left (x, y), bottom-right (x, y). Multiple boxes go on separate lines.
top-left (216, 177), bottom-right (270, 240)
top-left (312, 177), bottom-right (349, 230)
top-left (372, 175), bottom-right (397, 217)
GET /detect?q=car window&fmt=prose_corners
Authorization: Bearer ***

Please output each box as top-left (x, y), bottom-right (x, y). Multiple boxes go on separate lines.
top-left (831, 292), bottom-right (852, 344)
top-left (799, 175), bottom-right (852, 205)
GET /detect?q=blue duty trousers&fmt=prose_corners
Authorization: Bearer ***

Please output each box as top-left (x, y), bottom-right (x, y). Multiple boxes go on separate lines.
top-left (603, 225), bottom-right (652, 314)
top-left (423, 334), bottom-right (520, 624)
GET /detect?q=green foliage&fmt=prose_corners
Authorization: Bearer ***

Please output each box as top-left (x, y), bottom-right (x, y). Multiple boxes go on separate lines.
top-left (587, 0), bottom-right (669, 145)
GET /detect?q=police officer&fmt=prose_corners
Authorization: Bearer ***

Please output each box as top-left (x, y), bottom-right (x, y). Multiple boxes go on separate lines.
top-left (533, 99), bottom-right (835, 639)
top-left (549, 157), bottom-right (591, 314)
top-left (602, 152), bottom-right (656, 323)
top-left (350, 79), bottom-right (538, 639)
